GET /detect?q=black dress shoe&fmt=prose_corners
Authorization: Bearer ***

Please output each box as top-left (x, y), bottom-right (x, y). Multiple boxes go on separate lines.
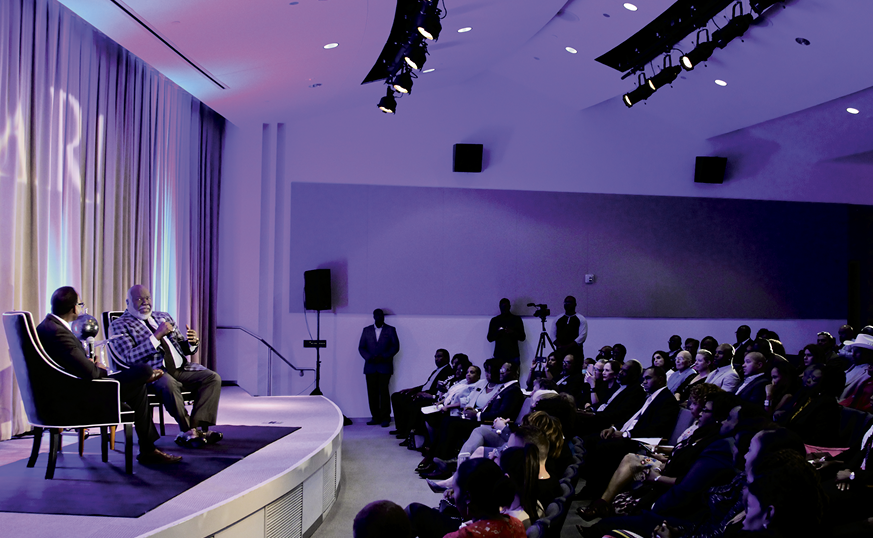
top-left (200, 430), bottom-right (223, 445)
top-left (381, 421), bottom-right (391, 427)
top-left (137, 448), bottom-right (182, 464)
top-left (366, 420), bottom-right (380, 425)
top-left (399, 439), bottom-right (410, 447)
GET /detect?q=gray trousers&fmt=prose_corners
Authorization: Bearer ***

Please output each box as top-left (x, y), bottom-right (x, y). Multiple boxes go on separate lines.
top-left (151, 366), bottom-right (221, 432)
top-left (460, 424), bottom-right (510, 455)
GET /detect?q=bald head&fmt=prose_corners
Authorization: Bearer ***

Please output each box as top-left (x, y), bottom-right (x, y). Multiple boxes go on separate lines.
top-left (126, 285), bottom-right (153, 320)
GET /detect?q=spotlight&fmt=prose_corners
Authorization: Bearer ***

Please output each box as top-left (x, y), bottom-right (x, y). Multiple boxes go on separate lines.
top-left (623, 74), bottom-right (654, 108)
top-left (417, 9), bottom-right (442, 41)
top-left (647, 56), bottom-right (682, 90)
top-left (681, 30), bottom-right (716, 71)
top-left (392, 69), bottom-right (413, 94)
top-left (377, 89), bottom-right (397, 113)
top-left (712, 13), bottom-right (753, 48)
top-left (750, 0), bottom-right (782, 15)
top-left (404, 41), bottom-right (428, 70)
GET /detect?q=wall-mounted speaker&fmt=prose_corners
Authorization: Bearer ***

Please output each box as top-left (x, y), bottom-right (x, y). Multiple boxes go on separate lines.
top-left (694, 156), bottom-right (727, 184)
top-left (453, 144), bottom-right (483, 173)
top-left (304, 269), bottom-right (331, 310)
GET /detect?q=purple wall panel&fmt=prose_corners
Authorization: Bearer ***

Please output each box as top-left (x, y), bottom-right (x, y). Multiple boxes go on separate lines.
top-left (289, 183), bottom-right (848, 319)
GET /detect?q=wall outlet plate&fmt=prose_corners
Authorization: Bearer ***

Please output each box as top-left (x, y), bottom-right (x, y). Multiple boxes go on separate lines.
top-left (585, 274), bottom-right (595, 284)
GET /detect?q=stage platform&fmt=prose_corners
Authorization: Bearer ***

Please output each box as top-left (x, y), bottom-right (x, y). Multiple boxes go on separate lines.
top-left (0, 386), bottom-right (343, 538)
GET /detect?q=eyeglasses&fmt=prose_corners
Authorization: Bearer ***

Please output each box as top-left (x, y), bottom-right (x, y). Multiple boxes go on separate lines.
top-left (76, 302), bottom-right (85, 308)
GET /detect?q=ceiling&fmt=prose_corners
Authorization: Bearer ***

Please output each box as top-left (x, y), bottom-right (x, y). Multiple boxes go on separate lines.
top-left (57, 0), bottom-right (873, 139)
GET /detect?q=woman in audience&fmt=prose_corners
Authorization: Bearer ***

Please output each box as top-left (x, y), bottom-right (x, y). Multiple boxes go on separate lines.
top-left (590, 360), bottom-right (621, 409)
top-left (526, 351), bottom-right (561, 391)
top-left (437, 354), bottom-right (473, 397)
top-left (443, 458), bottom-right (526, 537)
top-left (497, 446), bottom-right (540, 529)
top-left (575, 390), bottom-right (733, 522)
top-left (800, 343), bottom-right (826, 371)
top-left (675, 350), bottom-right (714, 403)
top-left (653, 350), bottom-right (674, 375)
top-left (775, 363), bottom-right (843, 446)
top-left (763, 359), bottom-right (795, 420)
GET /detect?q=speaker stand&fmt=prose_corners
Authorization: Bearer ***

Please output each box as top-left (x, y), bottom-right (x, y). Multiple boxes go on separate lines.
top-left (311, 309), bottom-right (323, 396)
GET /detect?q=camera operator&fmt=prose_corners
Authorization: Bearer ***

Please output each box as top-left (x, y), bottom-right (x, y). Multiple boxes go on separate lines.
top-left (553, 296), bottom-right (587, 360)
top-left (486, 298), bottom-right (526, 366)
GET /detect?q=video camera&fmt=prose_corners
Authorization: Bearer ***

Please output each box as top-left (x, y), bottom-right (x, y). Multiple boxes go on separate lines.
top-left (528, 302), bottom-right (550, 322)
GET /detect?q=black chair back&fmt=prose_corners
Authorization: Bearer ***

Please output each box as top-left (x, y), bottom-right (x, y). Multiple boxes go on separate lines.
top-left (102, 310), bottom-right (127, 370)
top-left (3, 311), bottom-right (120, 428)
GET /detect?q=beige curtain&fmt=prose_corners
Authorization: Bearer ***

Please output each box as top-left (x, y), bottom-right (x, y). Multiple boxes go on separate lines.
top-left (0, 0), bottom-right (224, 440)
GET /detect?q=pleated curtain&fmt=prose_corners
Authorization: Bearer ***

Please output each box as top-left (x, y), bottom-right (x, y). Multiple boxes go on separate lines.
top-left (0, 0), bottom-right (225, 440)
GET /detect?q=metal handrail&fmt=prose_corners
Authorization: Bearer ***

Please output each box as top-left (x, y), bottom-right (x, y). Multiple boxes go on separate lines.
top-left (217, 325), bottom-right (314, 395)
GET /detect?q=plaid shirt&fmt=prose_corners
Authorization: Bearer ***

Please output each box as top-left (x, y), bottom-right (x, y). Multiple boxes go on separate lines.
top-left (109, 310), bottom-right (200, 371)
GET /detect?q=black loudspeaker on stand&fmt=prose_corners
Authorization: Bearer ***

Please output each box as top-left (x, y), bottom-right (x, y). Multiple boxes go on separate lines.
top-left (304, 269), bottom-right (331, 395)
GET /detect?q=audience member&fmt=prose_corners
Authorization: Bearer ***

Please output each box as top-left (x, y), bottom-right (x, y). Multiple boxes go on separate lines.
top-left (839, 334), bottom-right (873, 401)
top-left (652, 350), bottom-right (673, 373)
top-left (590, 360), bottom-right (620, 409)
top-left (390, 348), bottom-right (452, 439)
top-left (666, 335), bottom-right (683, 363)
top-left (666, 351), bottom-right (695, 394)
top-left (707, 343), bottom-right (739, 393)
top-left (526, 351), bottom-right (561, 391)
top-left (674, 350), bottom-right (714, 404)
top-left (612, 343), bottom-right (627, 363)
top-left (498, 445), bottom-right (539, 528)
top-left (683, 338), bottom-right (700, 357)
top-left (487, 298), bottom-right (526, 366)
top-left (353, 500), bottom-right (412, 538)
top-left (555, 353), bottom-right (591, 408)
top-left (554, 295), bottom-right (588, 359)
top-left (736, 352), bottom-right (769, 407)
top-left (699, 336), bottom-right (718, 355)
top-left (577, 360), bottom-right (646, 436)
top-left (733, 325), bottom-right (752, 356)
top-left (764, 359), bottom-right (796, 419)
top-left (443, 458), bottom-right (526, 538)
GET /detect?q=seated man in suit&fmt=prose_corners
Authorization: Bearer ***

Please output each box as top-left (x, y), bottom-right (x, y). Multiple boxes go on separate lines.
top-left (110, 285), bottom-right (222, 448)
top-left (37, 286), bottom-right (181, 464)
top-left (580, 365), bottom-right (680, 495)
top-left (389, 348), bottom-right (452, 439)
top-left (555, 353), bottom-right (591, 408)
top-left (577, 360), bottom-right (647, 436)
top-left (736, 351), bottom-right (770, 408)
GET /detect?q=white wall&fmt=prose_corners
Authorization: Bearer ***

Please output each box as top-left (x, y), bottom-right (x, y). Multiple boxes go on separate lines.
top-left (216, 71), bottom-right (861, 417)
top-left (215, 312), bottom-right (843, 418)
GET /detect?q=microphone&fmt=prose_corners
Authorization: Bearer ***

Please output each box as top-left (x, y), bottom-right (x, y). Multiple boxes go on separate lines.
top-left (86, 336), bottom-right (95, 359)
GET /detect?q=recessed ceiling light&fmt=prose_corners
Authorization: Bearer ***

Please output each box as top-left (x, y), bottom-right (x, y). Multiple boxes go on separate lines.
top-left (565, 47), bottom-right (578, 54)
top-left (323, 43), bottom-right (338, 49)
top-left (458, 27), bottom-right (472, 33)
top-left (623, 3), bottom-right (638, 11)
top-left (847, 108), bottom-right (860, 114)
top-left (715, 79), bottom-right (727, 86)
top-left (423, 68), bottom-right (435, 73)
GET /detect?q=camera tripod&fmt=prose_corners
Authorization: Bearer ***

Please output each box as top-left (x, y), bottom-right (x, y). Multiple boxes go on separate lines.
top-left (534, 315), bottom-right (556, 361)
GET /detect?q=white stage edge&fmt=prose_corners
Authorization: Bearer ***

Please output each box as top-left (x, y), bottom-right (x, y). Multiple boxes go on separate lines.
top-left (0, 387), bottom-right (343, 538)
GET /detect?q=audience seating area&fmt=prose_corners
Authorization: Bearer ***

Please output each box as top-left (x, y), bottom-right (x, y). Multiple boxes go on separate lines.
top-left (352, 324), bottom-right (873, 538)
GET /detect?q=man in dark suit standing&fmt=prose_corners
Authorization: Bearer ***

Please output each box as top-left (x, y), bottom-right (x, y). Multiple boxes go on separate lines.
top-left (553, 295), bottom-right (587, 359)
top-left (359, 309), bottom-right (400, 426)
top-left (36, 286), bottom-right (181, 464)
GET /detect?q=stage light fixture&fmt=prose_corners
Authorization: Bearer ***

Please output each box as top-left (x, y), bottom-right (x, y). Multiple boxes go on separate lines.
top-left (404, 41), bottom-right (428, 70)
top-left (392, 68), bottom-right (414, 94)
top-left (417, 8), bottom-right (442, 41)
top-left (623, 74), bottom-right (654, 108)
top-left (681, 30), bottom-right (716, 71)
top-left (647, 56), bottom-right (682, 90)
top-left (750, 0), bottom-right (782, 15)
top-left (712, 4), bottom-right (753, 48)
top-left (378, 89), bottom-right (397, 113)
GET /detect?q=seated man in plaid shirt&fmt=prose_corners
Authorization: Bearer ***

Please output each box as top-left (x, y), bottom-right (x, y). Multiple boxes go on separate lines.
top-left (110, 285), bottom-right (222, 448)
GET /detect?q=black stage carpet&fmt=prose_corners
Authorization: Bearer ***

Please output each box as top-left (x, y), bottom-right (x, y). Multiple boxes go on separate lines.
top-left (0, 424), bottom-right (299, 517)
